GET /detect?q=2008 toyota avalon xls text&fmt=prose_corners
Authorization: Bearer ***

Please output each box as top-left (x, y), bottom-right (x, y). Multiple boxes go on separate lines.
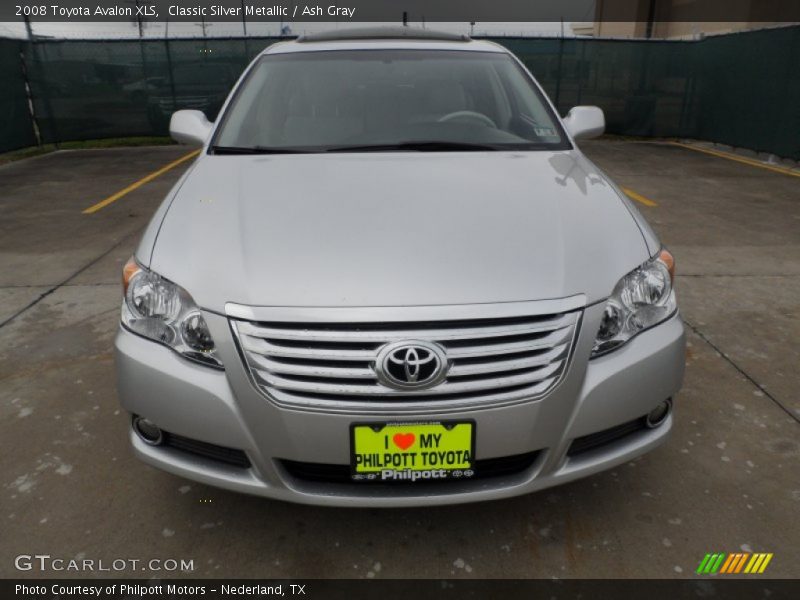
top-left (115, 28), bottom-right (685, 506)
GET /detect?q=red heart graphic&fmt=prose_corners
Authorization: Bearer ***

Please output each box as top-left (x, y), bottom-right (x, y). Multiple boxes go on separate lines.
top-left (393, 433), bottom-right (416, 451)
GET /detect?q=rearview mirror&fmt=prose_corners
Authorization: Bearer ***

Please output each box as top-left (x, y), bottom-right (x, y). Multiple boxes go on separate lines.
top-left (170, 110), bottom-right (212, 146)
top-left (563, 106), bottom-right (605, 140)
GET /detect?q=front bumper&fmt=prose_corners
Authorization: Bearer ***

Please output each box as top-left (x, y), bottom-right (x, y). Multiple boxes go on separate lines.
top-left (114, 302), bottom-right (685, 507)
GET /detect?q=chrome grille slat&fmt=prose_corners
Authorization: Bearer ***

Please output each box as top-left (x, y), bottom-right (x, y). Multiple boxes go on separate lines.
top-left (256, 360), bottom-right (563, 397)
top-left (236, 313), bottom-right (574, 343)
top-left (448, 344), bottom-right (568, 377)
top-left (446, 328), bottom-right (571, 358)
top-left (248, 354), bottom-right (375, 379)
top-left (266, 377), bottom-right (558, 409)
top-left (232, 309), bottom-right (580, 411)
top-left (241, 337), bottom-right (377, 361)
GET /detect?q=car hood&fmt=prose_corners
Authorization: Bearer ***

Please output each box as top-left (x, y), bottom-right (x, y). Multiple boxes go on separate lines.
top-left (148, 151), bottom-right (651, 311)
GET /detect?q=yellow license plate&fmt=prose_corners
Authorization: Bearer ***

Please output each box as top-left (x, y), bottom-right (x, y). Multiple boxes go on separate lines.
top-left (350, 421), bottom-right (475, 482)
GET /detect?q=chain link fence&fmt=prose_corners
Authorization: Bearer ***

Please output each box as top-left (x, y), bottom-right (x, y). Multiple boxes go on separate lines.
top-left (2, 26), bottom-right (799, 159)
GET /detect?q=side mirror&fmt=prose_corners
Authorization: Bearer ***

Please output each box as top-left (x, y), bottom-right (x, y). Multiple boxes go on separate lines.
top-left (170, 110), bottom-right (212, 146)
top-left (563, 106), bottom-right (605, 140)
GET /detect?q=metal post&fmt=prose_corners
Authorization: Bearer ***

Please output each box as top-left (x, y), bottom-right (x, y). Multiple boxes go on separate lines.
top-left (645, 0), bottom-right (657, 39)
top-left (576, 37), bottom-right (587, 105)
top-left (195, 14), bottom-right (211, 56)
top-left (240, 0), bottom-right (250, 59)
top-left (125, 0), bottom-right (150, 113)
top-left (18, 45), bottom-right (42, 146)
top-left (554, 18), bottom-right (564, 111)
top-left (22, 13), bottom-right (60, 147)
top-left (165, 14), bottom-right (177, 112)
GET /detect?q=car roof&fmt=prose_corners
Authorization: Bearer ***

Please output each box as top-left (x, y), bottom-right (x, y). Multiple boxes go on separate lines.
top-left (260, 27), bottom-right (506, 55)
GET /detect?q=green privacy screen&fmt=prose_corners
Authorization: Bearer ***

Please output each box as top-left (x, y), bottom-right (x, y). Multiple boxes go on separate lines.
top-left (20, 37), bottom-right (272, 144)
top-left (692, 26), bottom-right (800, 160)
top-left (0, 38), bottom-right (37, 153)
top-left (2, 25), bottom-right (799, 159)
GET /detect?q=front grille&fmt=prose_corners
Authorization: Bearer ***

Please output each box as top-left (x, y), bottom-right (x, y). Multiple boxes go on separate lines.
top-left (232, 310), bottom-right (579, 411)
top-left (280, 451), bottom-right (540, 485)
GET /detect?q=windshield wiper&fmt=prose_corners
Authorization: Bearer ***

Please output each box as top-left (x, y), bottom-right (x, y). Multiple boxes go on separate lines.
top-left (212, 141), bottom-right (509, 155)
top-left (324, 141), bottom-right (503, 153)
top-left (210, 145), bottom-right (317, 155)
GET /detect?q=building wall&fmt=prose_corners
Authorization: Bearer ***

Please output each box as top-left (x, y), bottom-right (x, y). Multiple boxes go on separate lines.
top-left (654, 21), bottom-right (787, 39)
top-left (592, 0), bottom-right (792, 38)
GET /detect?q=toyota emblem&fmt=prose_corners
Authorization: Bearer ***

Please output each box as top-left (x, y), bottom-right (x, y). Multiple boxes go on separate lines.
top-left (374, 341), bottom-right (449, 390)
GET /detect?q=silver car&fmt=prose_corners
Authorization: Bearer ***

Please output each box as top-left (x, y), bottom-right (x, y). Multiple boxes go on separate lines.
top-left (115, 28), bottom-right (685, 507)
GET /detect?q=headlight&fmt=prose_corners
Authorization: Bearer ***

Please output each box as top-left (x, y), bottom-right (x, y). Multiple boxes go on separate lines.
top-left (121, 257), bottom-right (223, 368)
top-left (591, 249), bottom-right (677, 357)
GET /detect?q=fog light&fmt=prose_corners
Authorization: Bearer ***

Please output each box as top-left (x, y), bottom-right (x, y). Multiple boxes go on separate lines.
top-left (645, 399), bottom-right (672, 429)
top-left (133, 416), bottom-right (163, 445)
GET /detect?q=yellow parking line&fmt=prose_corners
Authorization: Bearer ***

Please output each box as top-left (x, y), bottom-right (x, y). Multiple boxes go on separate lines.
top-left (622, 187), bottom-right (658, 207)
top-left (82, 149), bottom-right (200, 214)
top-left (669, 142), bottom-right (800, 178)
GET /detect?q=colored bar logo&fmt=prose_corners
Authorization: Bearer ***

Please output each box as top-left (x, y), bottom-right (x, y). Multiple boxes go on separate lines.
top-left (696, 552), bottom-right (773, 574)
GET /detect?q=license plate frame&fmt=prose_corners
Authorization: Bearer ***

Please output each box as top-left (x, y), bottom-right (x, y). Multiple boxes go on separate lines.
top-left (349, 420), bottom-right (476, 482)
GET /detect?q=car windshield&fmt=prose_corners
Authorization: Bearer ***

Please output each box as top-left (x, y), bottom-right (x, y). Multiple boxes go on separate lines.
top-left (212, 49), bottom-right (570, 153)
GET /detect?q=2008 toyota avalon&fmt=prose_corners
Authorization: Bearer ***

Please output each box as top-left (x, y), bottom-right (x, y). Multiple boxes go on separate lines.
top-left (115, 28), bottom-right (685, 506)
